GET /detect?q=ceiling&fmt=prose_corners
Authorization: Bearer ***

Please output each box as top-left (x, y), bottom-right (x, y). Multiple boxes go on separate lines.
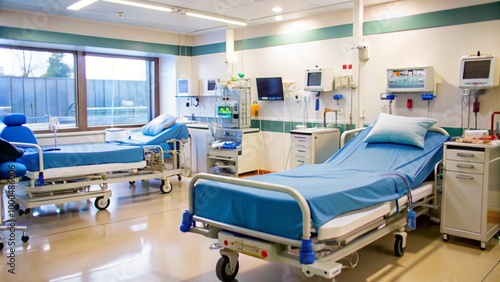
top-left (0, 0), bottom-right (394, 35)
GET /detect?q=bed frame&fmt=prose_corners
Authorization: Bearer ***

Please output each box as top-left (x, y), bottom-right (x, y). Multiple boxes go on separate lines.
top-left (9, 140), bottom-right (186, 212)
top-left (180, 127), bottom-right (447, 281)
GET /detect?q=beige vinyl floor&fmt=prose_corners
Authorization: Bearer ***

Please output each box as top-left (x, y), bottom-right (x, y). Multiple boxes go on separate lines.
top-left (1, 177), bottom-right (499, 282)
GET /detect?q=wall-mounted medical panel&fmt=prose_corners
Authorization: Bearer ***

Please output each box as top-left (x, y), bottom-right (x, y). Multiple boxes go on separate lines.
top-left (386, 66), bottom-right (434, 93)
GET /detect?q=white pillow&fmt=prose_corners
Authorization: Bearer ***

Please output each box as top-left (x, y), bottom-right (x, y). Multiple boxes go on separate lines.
top-left (141, 114), bottom-right (177, 136)
top-left (364, 113), bottom-right (437, 148)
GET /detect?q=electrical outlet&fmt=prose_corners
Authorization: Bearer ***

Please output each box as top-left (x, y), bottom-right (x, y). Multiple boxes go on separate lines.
top-left (293, 93), bottom-right (301, 102)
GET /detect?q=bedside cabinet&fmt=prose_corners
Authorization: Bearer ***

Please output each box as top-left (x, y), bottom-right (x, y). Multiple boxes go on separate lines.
top-left (290, 128), bottom-right (340, 168)
top-left (440, 142), bottom-right (500, 249)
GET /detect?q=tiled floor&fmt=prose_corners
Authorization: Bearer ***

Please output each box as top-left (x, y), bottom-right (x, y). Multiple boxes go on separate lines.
top-left (1, 177), bottom-right (499, 281)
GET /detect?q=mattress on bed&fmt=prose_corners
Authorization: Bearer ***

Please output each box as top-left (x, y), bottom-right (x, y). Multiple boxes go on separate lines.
top-left (18, 143), bottom-right (145, 171)
top-left (193, 127), bottom-right (450, 240)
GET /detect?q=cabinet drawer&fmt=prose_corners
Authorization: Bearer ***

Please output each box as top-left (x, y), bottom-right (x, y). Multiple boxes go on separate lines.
top-left (291, 156), bottom-right (311, 166)
top-left (446, 149), bottom-right (484, 163)
top-left (291, 135), bottom-right (311, 147)
top-left (446, 160), bottom-right (484, 174)
top-left (291, 146), bottom-right (311, 158)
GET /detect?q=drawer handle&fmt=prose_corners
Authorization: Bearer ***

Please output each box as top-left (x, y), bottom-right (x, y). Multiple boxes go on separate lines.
top-left (456, 153), bottom-right (474, 157)
top-left (298, 150), bottom-right (305, 152)
top-left (456, 174), bottom-right (474, 180)
top-left (456, 164), bottom-right (474, 169)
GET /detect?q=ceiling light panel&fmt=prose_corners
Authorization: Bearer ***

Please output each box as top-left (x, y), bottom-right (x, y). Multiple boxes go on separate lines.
top-left (67, 0), bottom-right (98, 10)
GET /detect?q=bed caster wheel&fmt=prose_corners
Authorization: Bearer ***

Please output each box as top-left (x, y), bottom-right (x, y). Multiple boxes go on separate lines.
top-left (160, 180), bottom-right (173, 194)
top-left (22, 235), bottom-right (29, 243)
top-left (216, 255), bottom-right (239, 282)
top-left (94, 197), bottom-right (110, 210)
top-left (0, 242), bottom-right (3, 251)
top-left (129, 181), bottom-right (136, 185)
top-left (177, 175), bottom-right (182, 181)
top-left (442, 234), bottom-right (449, 242)
top-left (480, 242), bottom-right (486, 250)
top-left (394, 235), bottom-right (405, 257)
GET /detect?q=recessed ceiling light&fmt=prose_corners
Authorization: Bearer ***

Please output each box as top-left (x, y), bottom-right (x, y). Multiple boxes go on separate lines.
top-left (66, 0), bottom-right (98, 10)
top-left (275, 15), bottom-right (283, 21)
top-left (272, 7), bottom-right (283, 13)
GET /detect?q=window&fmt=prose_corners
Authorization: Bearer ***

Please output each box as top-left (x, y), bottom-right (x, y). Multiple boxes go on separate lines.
top-left (0, 47), bottom-right (76, 129)
top-left (0, 46), bottom-right (159, 131)
top-left (84, 54), bottom-right (155, 127)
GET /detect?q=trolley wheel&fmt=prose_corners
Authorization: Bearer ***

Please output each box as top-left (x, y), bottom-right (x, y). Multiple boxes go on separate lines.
top-left (442, 234), bottom-right (449, 242)
top-left (177, 174), bottom-right (182, 181)
top-left (22, 235), bottom-right (29, 243)
top-left (216, 255), bottom-right (239, 282)
top-left (14, 203), bottom-right (20, 210)
top-left (0, 242), bottom-right (3, 251)
top-left (94, 196), bottom-right (110, 210)
top-left (129, 181), bottom-right (136, 185)
top-left (160, 180), bottom-right (173, 194)
top-left (394, 235), bottom-right (405, 257)
top-left (480, 242), bottom-right (486, 250)
top-left (18, 209), bottom-right (24, 216)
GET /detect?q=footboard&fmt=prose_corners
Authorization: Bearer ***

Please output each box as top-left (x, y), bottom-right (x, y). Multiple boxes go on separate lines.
top-left (180, 172), bottom-right (315, 264)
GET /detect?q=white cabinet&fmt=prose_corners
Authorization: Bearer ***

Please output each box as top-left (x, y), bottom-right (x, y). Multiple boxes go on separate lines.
top-left (290, 128), bottom-right (340, 168)
top-left (441, 142), bottom-right (500, 249)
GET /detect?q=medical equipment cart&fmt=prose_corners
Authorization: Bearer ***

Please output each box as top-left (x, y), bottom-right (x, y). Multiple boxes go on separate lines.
top-left (290, 128), bottom-right (340, 168)
top-left (441, 142), bottom-right (500, 249)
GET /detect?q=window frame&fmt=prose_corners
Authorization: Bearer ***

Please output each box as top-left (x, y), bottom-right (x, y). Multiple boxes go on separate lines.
top-left (0, 45), bottom-right (160, 133)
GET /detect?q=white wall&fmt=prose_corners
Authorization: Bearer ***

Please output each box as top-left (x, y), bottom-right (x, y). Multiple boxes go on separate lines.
top-left (191, 0), bottom-right (500, 171)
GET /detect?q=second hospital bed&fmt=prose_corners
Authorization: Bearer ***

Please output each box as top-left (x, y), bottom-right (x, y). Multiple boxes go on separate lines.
top-left (180, 116), bottom-right (450, 281)
top-left (1, 113), bottom-right (189, 212)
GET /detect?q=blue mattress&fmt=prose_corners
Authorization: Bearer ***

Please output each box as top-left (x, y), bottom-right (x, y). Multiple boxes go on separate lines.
top-left (116, 123), bottom-right (189, 153)
top-left (18, 143), bottom-right (145, 171)
top-left (193, 127), bottom-right (450, 240)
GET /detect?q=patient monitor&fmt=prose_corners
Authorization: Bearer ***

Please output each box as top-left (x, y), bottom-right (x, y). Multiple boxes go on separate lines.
top-left (459, 54), bottom-right (498, 89)
top-left (304, 67), bottom-right (335, 92)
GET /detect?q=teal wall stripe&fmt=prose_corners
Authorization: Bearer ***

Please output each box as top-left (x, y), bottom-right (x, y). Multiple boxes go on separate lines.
top-left (193, 2), bottom-right (499, 56)
top-left (364, 2), bottom-right (500, 35)
top-left (0, 26), bottom-right (185, 55)
top-left (1, 2), bottom-right (498, 56)
top-left (191, 42), bottom-right (225, 56)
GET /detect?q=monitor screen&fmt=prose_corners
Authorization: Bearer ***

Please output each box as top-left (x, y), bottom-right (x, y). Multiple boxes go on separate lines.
top-left (217, 106), bottom-right (232, 118)
top-left (463, 60), bottom-right (491, 79)
top-left (207, 79), bottom-right (216, 91)
top-left (307, 72), bottom-right (322, 86)
top-left (256, 77), bottom-right (284, 100)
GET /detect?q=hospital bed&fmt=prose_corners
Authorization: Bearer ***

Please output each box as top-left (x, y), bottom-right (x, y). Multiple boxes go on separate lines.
top-left (1, 113), bottom-right (189, 212)
top-left (180, 115), bottom-right (450, 281)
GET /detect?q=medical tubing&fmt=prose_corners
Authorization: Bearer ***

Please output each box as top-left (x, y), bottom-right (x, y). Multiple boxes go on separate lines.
top-left (187, 173), bottom-right (313, 257)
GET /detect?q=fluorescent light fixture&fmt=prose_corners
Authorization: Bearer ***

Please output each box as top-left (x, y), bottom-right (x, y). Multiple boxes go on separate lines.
top-left (104, 0), bottom-right (173, 12)
top-left (67, 0), bottom-right (98, 10)
top-left (272, 7), bottom-right (283, 13)
top-left (275, 15), bottom-right (283, 21)
top-left (186, 12), bottom-right (247, 26)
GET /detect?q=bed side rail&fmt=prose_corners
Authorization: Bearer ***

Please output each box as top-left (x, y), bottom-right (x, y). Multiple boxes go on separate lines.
top-left (9, 142), bottom-right (45, 185)
top-left (340, 127), bottom-right (365, 147)
top-left (181, 172), bottom-right (315, 264)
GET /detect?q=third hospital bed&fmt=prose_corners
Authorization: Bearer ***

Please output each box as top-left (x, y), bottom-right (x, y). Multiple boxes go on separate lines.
top-left (180, 114), bottom-right (450, 281)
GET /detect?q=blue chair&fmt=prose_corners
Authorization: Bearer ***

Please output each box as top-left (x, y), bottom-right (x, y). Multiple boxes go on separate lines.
top-left (0, 138), bottom-right (29, 251)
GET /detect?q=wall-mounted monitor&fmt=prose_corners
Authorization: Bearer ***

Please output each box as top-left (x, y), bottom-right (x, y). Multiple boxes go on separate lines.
top-left (386, 66), bottom-right (434, 92)
top-left (177, 78), bottom-right (199, 96)
top-left (205, 78), bottom-right (219, 95)
top-left (256, 77), bottom-right (284, 101)
top-left (459, 55), bottom-right (498, 89)
top-left (304, 68), bottom-right (335, 92)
